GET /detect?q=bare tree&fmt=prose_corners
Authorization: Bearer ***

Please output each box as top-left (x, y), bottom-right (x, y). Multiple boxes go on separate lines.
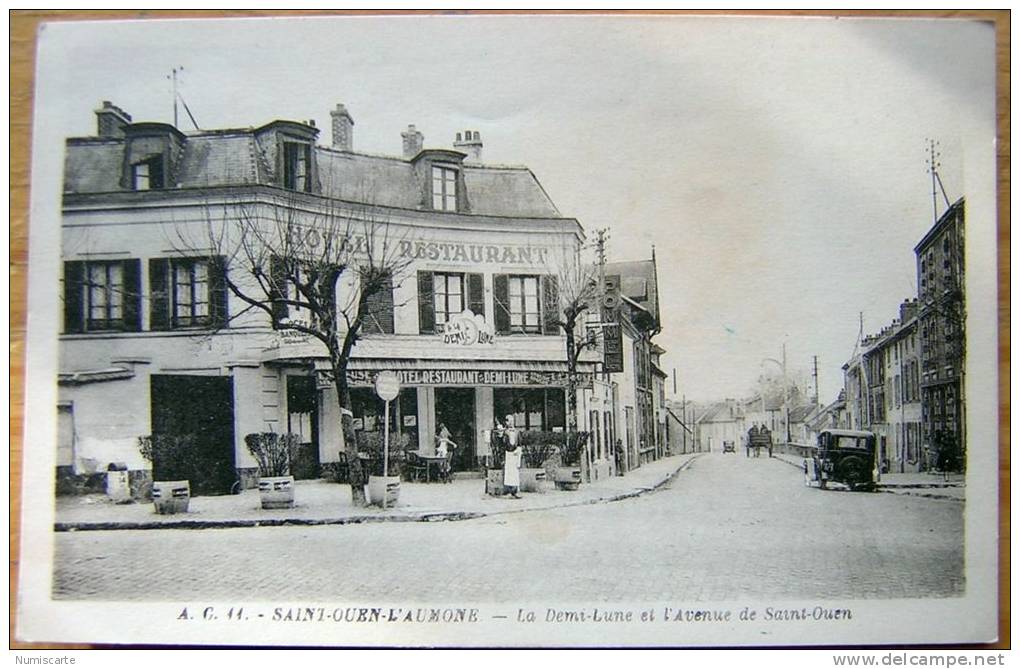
top-left (189, 192), bottom-right (414, 506)
top-left (547, 245), bottom-right (601, 455)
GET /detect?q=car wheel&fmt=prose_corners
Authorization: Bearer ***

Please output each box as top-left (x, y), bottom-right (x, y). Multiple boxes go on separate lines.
top-left (837, 456), bottom-right (868, 489)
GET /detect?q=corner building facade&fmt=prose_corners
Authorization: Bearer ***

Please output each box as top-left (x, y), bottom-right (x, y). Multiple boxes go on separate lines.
top-left (58, 102), bottom-right (598, 492)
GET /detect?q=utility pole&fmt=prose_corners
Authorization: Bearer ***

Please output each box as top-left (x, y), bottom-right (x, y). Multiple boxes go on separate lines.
top-left (782, 342), bottom-right (790, 445)
top-left (169, 66), bottom-right (181, 129)
top-left (681, 393), bottom-right (686, 454)
top-left (812, 355), bottom-right (819, 405)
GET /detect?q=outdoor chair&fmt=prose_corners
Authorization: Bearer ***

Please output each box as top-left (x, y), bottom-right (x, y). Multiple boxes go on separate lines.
top-left (335, 451), bottom-right (350, 483)
top-left (405, 451), bottom-right (427, 482)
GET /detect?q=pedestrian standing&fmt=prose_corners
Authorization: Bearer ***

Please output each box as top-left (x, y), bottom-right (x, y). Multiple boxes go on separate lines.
top-left (503, 416), bottom-right (522, 498)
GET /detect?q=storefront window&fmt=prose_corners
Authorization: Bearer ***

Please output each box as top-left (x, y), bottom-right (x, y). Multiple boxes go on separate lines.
top-left (350, 387), bottom-right (418, 445)
top-left (493, 388), bottom-right (565, 432)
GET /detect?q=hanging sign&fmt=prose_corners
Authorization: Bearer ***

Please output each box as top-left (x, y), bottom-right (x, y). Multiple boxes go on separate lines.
top-left (603, 323), bottom-right (623, 373)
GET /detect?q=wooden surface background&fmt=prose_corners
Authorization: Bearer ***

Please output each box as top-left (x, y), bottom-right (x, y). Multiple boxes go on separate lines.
top-left (8, 9), bottom-right (1010, 650)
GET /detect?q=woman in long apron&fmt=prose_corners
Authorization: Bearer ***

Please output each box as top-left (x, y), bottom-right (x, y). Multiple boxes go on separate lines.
top-left (503, 418), bottom-right (522, 498)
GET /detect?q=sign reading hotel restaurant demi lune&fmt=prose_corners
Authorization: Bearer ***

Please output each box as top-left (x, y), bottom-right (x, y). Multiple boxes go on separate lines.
top-left (439, 310), bottom-right (495, 346)
top-left (347, 369), bottom-right (594, 389)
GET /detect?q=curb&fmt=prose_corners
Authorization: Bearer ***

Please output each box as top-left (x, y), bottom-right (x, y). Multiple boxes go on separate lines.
top-left (55, 455), bottom-right (701, 533)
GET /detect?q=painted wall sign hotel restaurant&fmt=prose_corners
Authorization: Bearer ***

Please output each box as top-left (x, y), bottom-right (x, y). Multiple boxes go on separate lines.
top-left (346, 369), bottom-right (594, 388)
top-left (285, 228), bottom-right (552, 266)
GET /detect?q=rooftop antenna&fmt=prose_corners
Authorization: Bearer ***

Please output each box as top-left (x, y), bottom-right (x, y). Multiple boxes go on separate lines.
top-left (926, 138), bottom-right (951, 223)
top-left (167, 66), bottom-right (200, 131)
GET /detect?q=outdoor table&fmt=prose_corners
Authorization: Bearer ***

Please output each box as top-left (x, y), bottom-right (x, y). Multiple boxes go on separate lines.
top-left (417, 454), bottom-right (449, 482)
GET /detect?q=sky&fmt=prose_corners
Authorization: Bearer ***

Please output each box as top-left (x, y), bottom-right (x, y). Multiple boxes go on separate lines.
top-left (35, 14), bottom-right (996, 403)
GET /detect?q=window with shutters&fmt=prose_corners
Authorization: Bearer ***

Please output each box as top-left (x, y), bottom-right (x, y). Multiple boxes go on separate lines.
top-left (433, 272), bottom-right (465, 328)
top-left (63, 259), bottom-right (142, 333)
top-left (431, 165), bottom-right (458, 211)
top-left (86, 262), bottom-right (125, 330)
top-left (507, 275), bottom-right (541, 333)
top-left (493, 273), bottom-right (557, 336)
top-left (171, 259), bottom-right (211, 327)
top-left (149, 256), bottom-right (227, 331)
top-left (361, 271), bottom-right (395, 335)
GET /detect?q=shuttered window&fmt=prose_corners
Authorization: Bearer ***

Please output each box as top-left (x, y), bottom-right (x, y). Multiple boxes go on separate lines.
top-left (149, 256), bottom-right (228, 331)
top-left (361, 273), bottom-right (395, 335)
top-left (418, 271), bottom-right (484, 334)
top-left (63, 259), bottom-right (142, 333)
top-left (493, 274), bottom-right (558, 335)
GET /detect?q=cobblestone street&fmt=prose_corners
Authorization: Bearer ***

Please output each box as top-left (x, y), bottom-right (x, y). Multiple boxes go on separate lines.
top-left (53, 453), bottom-right (964, 601)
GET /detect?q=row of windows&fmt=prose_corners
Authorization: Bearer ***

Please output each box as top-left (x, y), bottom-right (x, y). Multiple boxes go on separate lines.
top-left (63, 258), bottom-right (226, 334)
top-left (63, 261), bottom-right (559, 338)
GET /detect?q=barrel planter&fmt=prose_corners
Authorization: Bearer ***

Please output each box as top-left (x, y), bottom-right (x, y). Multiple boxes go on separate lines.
top-left (152, 480), bottom-right (190, 514)
top-left (258, 475), bottom-right (295, 509)
top-left (519, 468), bottom-right (547, 493)
top-left (485, 469), bottom-right (507, 496)
top-left (367, 475), bottom-right (400, 507)
top-left (553, 466), bottom-right (582, 491)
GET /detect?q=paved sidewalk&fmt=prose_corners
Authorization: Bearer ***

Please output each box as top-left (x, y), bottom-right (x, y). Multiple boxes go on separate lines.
top-left (55, 453), bottom-right (701, 531)
top-left (771, 452), bottom-right (965, 501)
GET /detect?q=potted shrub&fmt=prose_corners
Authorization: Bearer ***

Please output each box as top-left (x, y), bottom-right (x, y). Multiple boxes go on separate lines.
top-left (361, 432), bottom-right (403, 507)
top-left (138, 434), bottom-right (194, 514)
top-left (245, 432), bottom-right (298, 509)
top-left (554, 431), bottom-right (589, 491)
top-left (519, 432), bottom-right (557, 493)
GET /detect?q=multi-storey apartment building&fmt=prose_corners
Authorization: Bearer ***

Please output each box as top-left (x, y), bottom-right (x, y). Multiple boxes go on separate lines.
top-left (915, 198), bottom-right (965, 471)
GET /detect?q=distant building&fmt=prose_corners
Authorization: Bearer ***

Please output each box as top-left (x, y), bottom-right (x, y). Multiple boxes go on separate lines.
top-left (856, 300), bottom-right (923, 472)
top-left (695, 399), bottom-right (743, 452)
top-left (915, 198), bottom-right (965, 471)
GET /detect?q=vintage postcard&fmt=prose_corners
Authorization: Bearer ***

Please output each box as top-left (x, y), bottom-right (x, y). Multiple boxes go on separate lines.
top-left (15, 13), bottom-right (1000, 647)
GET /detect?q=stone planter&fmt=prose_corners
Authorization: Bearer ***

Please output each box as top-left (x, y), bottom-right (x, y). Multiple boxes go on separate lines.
top-left (152, 480), bottom-right (190, 514)
top-left (106, 470), bottom-right (132, 503)
top-left (553, 466), bottom-right (582, 491)
top-left (519, 468), bottom-right (547, 493)
top-left (258, 475), bottom-right (295, 509)
top-left (367, 475), bottom-right (401, 507)
top-left (485, 469), bottom-right (507, 496)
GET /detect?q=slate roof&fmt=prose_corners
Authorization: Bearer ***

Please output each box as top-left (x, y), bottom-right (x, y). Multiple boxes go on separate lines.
top-left (696, 401), bottom-right (742, 424)
top-left (787, 404), bottom-right (821, 424)
top-left (606, 258), bottom-right (660, 323)
top-left (64, 127), bottom-right (563, 220)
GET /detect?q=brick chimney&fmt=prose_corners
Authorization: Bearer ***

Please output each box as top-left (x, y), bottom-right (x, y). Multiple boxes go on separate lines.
top-left (899, 298), bottom-right (918, 323)
top-left (401, 124), bottom-right (423, 159)
top-left (95, 101), bottom-right (132, 138)
top-left (453, 129), bottom-right (483, 163)
top-left (330, 104), bottom-right (354, 151)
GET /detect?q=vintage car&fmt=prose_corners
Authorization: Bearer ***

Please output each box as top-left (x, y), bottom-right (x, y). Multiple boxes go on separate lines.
top-left (722, 440), bottom-right (736, 453)
top-left (804, 429), bottom-right (877, 491)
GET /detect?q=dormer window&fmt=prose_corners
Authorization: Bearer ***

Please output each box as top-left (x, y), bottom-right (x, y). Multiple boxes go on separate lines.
top-left (284, 141), bottom-right (312, 192)
top-left (432, 165), bottom-right (457, 211)
top-left (132, 156), bottom-right (164, 190)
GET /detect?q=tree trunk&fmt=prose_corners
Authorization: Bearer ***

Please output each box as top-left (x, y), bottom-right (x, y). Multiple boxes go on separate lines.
top-left (564, 319), bottom-right (579, 432)
top-left (332, 351), bottom-right (366, 506)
